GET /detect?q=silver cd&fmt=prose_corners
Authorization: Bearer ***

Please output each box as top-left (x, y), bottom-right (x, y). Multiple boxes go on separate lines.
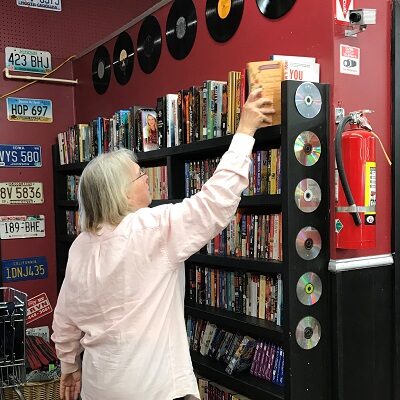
top-left (296, 226), bottom-right (322, 260)
top-left (296, 272), bottom-right (322, 305)
top-left (294, 131), bottom-right (321, 166)
top-left (295, 316), bottom-right (321, 350)
top-left (295, 82), bottom-right (322, 119)
top-left (294, 178), bottom-right (321, 213)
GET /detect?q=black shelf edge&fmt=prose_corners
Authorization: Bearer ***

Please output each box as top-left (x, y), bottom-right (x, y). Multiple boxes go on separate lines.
top-left (59, 235), bottom-right (76, 243)
top-left (57, 200), bottom-right (79, 208)
top-left (240, 194), bottom-right (281, 208)
top-left (187, 253), bottom-right (283, 274)
top-left (136, 147), bottom-right (172, 162)
top-left (185, 302), bottom-right (283, 342)
top-left (190, 352), bottom-right (284, 400)
top-left (56, 161), bottom-right (88, 173)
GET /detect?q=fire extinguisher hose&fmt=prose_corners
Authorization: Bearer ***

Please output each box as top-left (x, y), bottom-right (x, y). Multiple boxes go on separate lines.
top-left (335, 115), bottom-right (362, 226)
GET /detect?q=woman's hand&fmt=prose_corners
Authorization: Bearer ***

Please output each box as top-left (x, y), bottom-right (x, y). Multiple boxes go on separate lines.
top-left (60, 369), bottom-right (81, 400)
top-left (237, 88), bottom-right (275, 136)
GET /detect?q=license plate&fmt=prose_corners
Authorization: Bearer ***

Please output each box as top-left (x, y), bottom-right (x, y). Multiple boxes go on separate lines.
top-left (5, 47), bottom-right (52, 74)
top-left (0, 182), bottom-right (44, 204)
top-left (6, 97), bottom-right (53, 123)
top-left (3, 257), bottom-right (48, 283)
top-left (0, 215), bottom-right (45, 239)
top-left (16, 0), bottom-right (62, 12)
top-left (0, 144), bottom-right (42, 167)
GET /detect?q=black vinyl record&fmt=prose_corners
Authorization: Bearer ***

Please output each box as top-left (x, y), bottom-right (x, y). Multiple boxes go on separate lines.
top-left (166, 0), bottom-right (197, 60)
top-left (206, 0), bottom-right (244, 43)
top-left (256, 0), bottom-right (296, 19)
top-left (137, 15), bottom-right (162, 74)
top-left (92, 45), bottom-right (111, 95)
top-left (113, 31), bottom-right (134, 85)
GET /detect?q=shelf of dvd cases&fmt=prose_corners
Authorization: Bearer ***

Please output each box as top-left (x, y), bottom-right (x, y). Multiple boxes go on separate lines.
top-left (190, 351), bottom-right (284, 400)
top-left (185, 302), bottom-right (283, 343)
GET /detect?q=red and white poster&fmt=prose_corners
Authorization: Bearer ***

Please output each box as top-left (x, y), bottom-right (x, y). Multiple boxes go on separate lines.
top-left (335, 0), bottom-right (354, 25)
top-left (340, 44), bottom-right (360, 75)
top-left (27, 292), bottom-right (53, 324)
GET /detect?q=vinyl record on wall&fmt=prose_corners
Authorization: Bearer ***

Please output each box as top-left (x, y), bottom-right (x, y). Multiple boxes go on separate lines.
top-left (92, 45), bottom-right (111, 95)
top-left (137, 15), bottom-right (162, 74)
top-left (206, 0), bottom-right (244, 43)
top-left (166, 0), bottom-right (197, 60)
top-left (113, 31), bottom-right (134, 85)
top-left (256, 0), bottom-right (296, 19)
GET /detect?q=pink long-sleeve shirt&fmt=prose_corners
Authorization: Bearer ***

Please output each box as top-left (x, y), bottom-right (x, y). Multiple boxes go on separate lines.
top-left (51, 133), bottom-right (255, 400)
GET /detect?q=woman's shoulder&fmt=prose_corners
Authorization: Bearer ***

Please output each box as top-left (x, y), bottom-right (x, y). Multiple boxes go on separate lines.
top-left (122, 204), bottom-right (173, 232)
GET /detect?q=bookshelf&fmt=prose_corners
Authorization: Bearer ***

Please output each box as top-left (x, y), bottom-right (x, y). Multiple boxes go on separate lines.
top-left (52, 81), bottom-right (330, 399)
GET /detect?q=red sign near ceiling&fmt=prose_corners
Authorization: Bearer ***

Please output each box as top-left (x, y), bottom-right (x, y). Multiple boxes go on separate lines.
top-left (335, 0), bottom-right (354, 24)
top-left (339, 0), bottom-right (349, 17)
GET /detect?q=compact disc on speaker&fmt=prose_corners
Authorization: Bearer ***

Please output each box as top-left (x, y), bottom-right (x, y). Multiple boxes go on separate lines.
top-left (295, 226), bottom-right (322, 260)
top-left (296, 272), bottom-right (322, 305)
top-left (205, 0), bottom-right (244, 43)
top-left (295, 81), bottom-right (322, 119)
top-left (113, 31), bottom-right (134, 85)
top-left (137, 15), bottom-right (162, 74)
top-left (92, 45), bottom-right (111, 95)
top-left (294, 178), bottom-right (321, 213)
top-left (295, 316), bottom-right (321, 349)
top-left (166, 0), bottom-right (197, 60)
top-left (294, 131), bottom-right (321, 166)
top-left (256, 0), bottom-right (296, 19)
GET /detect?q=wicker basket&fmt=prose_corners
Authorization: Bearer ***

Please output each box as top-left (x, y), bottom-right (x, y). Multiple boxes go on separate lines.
top-left (2, 379), bottom-right (60, 400)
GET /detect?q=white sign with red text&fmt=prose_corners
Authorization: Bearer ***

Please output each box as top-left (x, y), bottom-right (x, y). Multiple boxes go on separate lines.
top-left (340, 44), bottom-right (360, 75)
top-left (27, 292), bottom-right (53, 324)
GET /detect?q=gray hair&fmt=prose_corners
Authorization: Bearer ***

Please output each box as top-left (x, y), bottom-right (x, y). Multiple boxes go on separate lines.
top-left (78, 149), bottom-right (138, 233)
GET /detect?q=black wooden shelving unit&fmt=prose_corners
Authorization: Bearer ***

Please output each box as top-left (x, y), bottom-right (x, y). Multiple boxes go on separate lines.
top-left (52, 81), bottom-right (331, 400)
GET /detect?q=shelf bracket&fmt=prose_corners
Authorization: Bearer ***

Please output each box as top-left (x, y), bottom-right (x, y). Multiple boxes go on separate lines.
top-left (3, 68), bottom-right (78, 85)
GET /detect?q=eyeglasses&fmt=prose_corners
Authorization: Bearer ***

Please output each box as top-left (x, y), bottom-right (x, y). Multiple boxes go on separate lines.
top-left (130, 167), bottom-right (146, 184)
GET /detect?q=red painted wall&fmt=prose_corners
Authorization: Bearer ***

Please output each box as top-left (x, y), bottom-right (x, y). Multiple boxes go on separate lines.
top-left (331, 0), bottom-right (392, 259)
top-left (75, 1), bottom-right (335, 121)
top-left (0, 0), bottom-right (390, 332)
top-left (0, 0), bottom-right (160, 60)
top-left (0, 0), bottom-right (158, 329)
top-left (0, 55), bottom-right (74, 329)
top-left (73, 0), bottom-right (392, 261)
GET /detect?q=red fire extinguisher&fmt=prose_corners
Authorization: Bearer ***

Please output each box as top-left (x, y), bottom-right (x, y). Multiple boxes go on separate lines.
top-left (335, 111), bottom-right (377, 249)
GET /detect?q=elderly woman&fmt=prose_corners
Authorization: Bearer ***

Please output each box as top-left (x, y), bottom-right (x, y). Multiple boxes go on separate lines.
top-left (51, 88), bottom-right (274, 400)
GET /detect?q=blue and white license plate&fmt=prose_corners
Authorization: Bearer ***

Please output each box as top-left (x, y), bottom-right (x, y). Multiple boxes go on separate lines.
top-left (0, 215), bottom-right (45, 239)
top-left (5, 47), bottom-right (52, 74)
top-left (0, 144), bottom-right (42, 167)
top-left (6, 97), bottom-right (53, 123)
top-left (16, 0), bottom-right (62, 12)
top-left (2, 256), bottom-right (48, 283)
